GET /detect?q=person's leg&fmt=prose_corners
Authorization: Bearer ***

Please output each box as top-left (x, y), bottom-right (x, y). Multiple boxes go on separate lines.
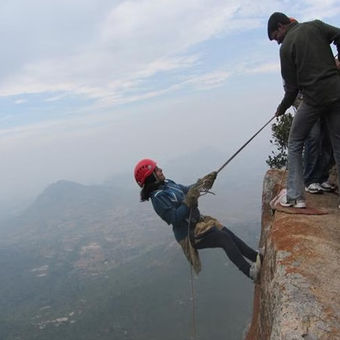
top-left (325, 100), bottom-right (340, 201)
top-left (318, 117), bottom-right (334, 186)
top-left (220, 227), bottom-right (257, 262)
top-left (194, 227), bottom-right (253, 278)
top-left (287, 102), bottom-right (322, 201)
top-left (303, 119), bottom-right (322, 187)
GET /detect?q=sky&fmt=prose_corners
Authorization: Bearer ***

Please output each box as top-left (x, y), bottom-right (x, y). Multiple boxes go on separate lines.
top-left (1, 0), bottom-right (340, 207)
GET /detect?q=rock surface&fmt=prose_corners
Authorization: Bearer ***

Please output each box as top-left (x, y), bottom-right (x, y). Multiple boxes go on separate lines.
top-left (246, 169), bottom-right (340, 340)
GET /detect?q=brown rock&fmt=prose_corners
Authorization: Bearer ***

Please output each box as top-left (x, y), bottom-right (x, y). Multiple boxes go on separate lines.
top-left (246, 169), bottom-right (340, 340)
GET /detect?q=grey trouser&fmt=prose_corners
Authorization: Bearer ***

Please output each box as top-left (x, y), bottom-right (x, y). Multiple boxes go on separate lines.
top-left (287, 100), bottom-right (340, 201)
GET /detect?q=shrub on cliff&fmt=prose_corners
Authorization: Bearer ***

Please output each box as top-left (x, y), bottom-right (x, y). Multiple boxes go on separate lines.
top-left (266, 112), bottom-right (293, 169)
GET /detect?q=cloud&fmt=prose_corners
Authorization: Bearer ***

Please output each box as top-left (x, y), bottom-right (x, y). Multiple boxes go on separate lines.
top-left (44, 94), bottom-right (68, 102)
top-left (183, 70), bottom-right (232, 90)
top-left (0, 0), bottom-right (339, 110)
top-left (14, 99), bottom-right (26, 104)
top-left (1, 0), bottom-right (339, 209)
top-left (297, 0), bottom-right (340, 20)
top-left (245, 62), bottom-right (280, 74)
top-left (0, 1), bottom-right (269, 105)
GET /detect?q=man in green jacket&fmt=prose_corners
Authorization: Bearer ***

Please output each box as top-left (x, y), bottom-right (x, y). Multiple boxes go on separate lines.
top-left (268, 12), bottom-right (340, 208)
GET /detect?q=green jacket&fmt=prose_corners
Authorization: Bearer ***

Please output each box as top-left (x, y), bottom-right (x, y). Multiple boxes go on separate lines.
top-left (278, 20), bottom-right (340, 115)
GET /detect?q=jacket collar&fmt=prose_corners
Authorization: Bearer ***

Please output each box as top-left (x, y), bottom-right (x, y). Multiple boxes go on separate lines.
top-left (283, 21), bottom-right (298, 41)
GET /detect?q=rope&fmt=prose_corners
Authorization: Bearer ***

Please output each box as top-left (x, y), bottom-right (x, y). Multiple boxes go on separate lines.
top-left (186, 114), bottom-right (276, 339)
top-left (216, 115), bottom-right (276, 174)
top-left (189, 257), bottom-right (197, 340)
top-left (187, 208), bottom-right (197, 340)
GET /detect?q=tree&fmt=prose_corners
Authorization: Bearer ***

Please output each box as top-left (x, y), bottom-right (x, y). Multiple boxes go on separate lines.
top-left (266, 112), bottom-right (293, 169)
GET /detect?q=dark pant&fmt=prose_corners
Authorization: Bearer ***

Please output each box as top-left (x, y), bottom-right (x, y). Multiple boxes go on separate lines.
top-left (194, 226), bottom-right (257, 278)
top-left (304, 118), bottom-right (334, 186)
top-left (287, 100), bottom-right (340, 201)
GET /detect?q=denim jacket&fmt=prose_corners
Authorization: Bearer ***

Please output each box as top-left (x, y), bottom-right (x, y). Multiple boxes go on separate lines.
top-left (150, 179), bottom-right (200, 241)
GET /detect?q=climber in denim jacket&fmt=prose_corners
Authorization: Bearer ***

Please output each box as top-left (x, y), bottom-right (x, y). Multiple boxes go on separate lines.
top-left (134, 158), bottom-right (262, 282)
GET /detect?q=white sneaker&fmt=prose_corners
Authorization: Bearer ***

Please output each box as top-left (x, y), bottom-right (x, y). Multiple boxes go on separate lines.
top-left (279, 195), bottom-right (306, 208)
top-left (249, 255), bottom-right (262, 283)
top-left (305, 183), bottom-right (322, 194)
top-left (258, 246), bottom-right (265, 256)
top-left (256, 253), bottom-right (262, 269)
top-left (320, 181), bottom-right (335, 192)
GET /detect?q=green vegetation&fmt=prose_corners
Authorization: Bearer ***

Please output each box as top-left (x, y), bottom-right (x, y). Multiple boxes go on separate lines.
top-left (266, 113), bottom-right (293, 169)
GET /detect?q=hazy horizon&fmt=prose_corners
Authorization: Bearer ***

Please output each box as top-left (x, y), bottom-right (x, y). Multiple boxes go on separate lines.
top-left (1, 1), bottom-right (339, 208)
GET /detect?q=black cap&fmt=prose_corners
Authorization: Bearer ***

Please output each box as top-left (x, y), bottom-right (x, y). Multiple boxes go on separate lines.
top-left (267, 12), bottom-right (290, 40)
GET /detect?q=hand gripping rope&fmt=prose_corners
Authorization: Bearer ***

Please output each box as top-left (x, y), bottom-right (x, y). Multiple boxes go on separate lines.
top-left (187, 114), bottom-right (276, 339)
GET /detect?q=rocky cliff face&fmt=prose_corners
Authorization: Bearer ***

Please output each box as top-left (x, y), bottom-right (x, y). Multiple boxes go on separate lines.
top-left (246, 169), bottom-right (340, 340)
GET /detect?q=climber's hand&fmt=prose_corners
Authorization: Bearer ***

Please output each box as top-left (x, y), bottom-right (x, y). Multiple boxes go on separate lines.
top-left (201, 171), bottom-right (217, 190)
top-left (184, 186), bottom-right (200, 208)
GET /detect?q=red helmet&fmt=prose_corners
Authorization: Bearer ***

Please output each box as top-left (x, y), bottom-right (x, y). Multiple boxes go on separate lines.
top-left (134, 159), bottom-right (157, 187)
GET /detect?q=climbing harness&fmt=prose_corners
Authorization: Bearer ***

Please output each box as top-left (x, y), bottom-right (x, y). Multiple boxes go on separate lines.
top-left (186, 114), bottom-right (276, 339)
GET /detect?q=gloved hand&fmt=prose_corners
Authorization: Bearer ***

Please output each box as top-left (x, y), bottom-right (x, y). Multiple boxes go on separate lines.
top-left (183, 186), bottom-right (200, 208)
top-left (201, 171), bottom-right (217, 190)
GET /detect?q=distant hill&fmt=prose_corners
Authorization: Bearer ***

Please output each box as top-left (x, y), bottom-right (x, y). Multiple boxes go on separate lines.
top-left (0, 174), bottom-right (260, 339)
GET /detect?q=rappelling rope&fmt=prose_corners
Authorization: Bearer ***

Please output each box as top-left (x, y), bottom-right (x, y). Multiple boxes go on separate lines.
top-left (187, 208), bottom-right (197, 340)
top-left (216, 115), bottom-right (276, 174)
top-left (186, 114), bottom-right (276, 339)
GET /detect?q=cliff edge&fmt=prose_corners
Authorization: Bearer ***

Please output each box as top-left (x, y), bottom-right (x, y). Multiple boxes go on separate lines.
top-left (246, 169), bottom-right (340, 340)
